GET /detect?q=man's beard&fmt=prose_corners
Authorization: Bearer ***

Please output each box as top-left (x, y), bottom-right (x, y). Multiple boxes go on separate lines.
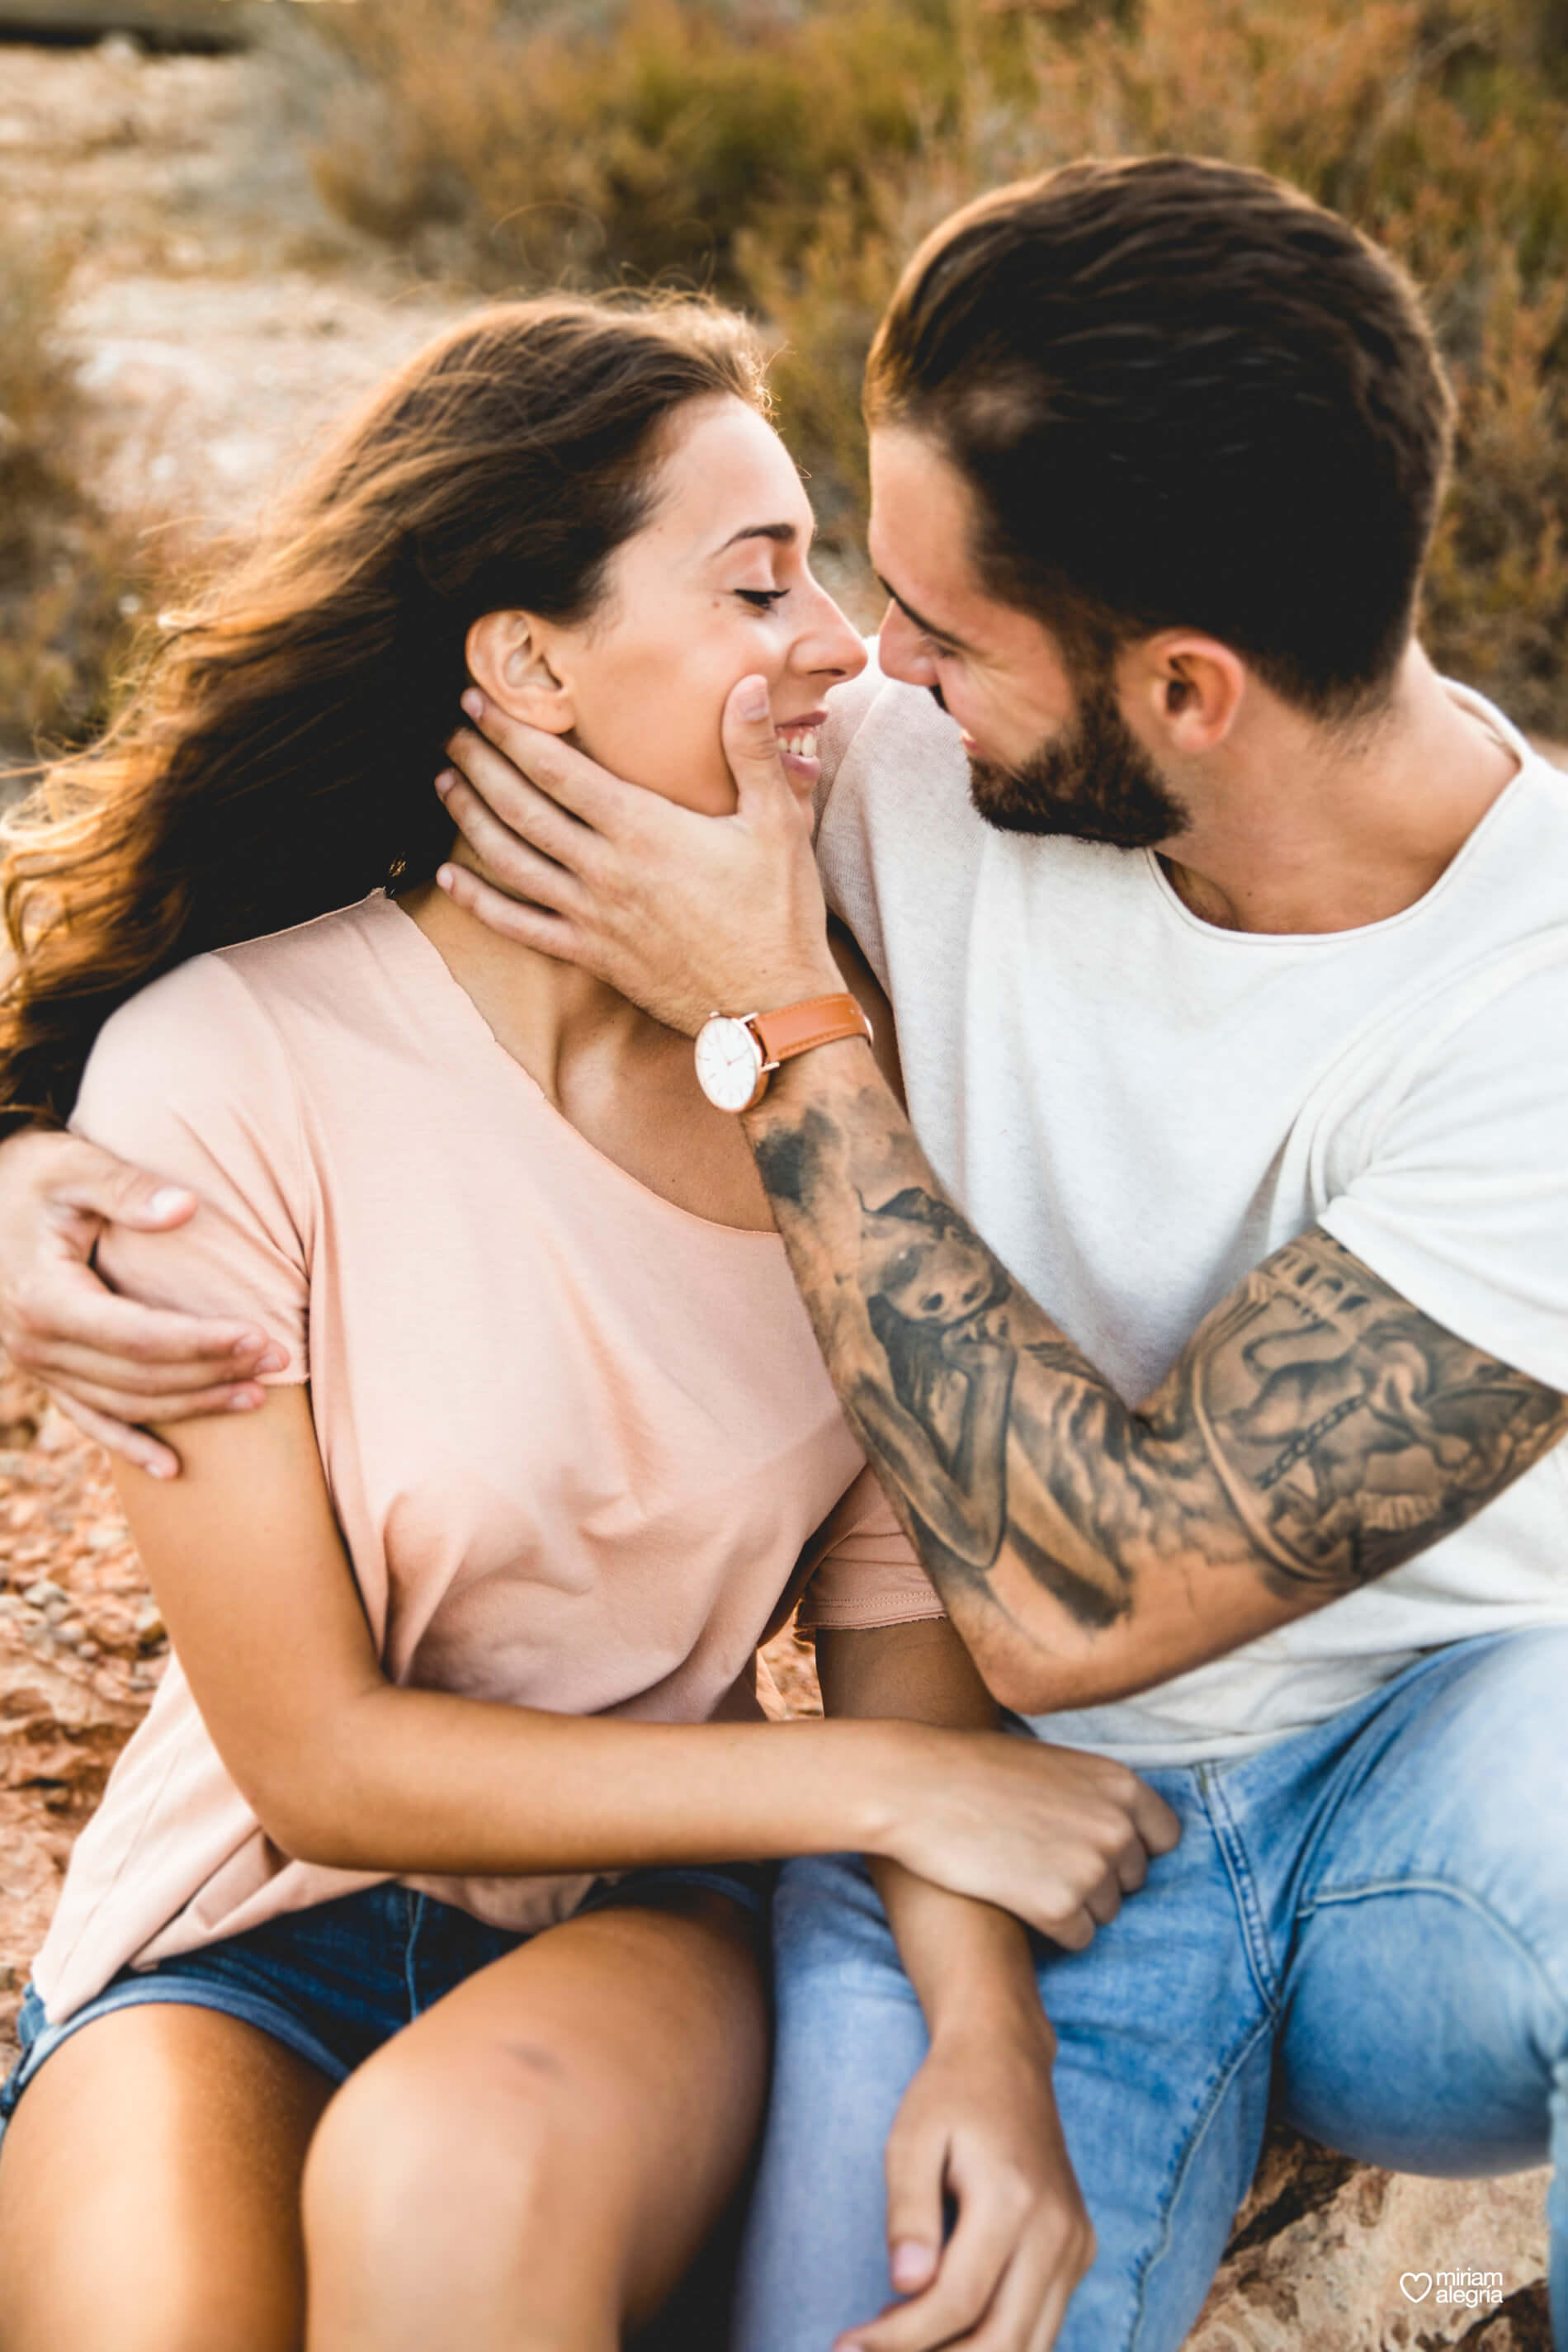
top-left (964, 670), bottom-right (1190, 848)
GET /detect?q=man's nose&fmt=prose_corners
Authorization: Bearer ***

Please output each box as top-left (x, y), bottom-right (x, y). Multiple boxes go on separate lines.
top-left (876, 598), bottom-right (935, 687)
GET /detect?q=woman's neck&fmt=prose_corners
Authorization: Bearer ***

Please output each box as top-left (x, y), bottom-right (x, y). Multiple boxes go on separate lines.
top-left (399, 845), bottom-right (674, 1105)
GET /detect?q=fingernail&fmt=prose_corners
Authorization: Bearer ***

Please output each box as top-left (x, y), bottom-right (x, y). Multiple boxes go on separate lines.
top-left (434, 768), bottom-right (455, 796)
top-left (143, 1457), bottom-right (175, 1481)
top-left (230, 1329), bottom-right (264, 1355)
top-left (149, 1186), bottom-right (191, 1219)
top-left (437, 864), bottom-right (456, 891)
top-left (461, 687), bottom-right (484, 719)
top-left (228, 1387), bottom-right (263, 1411)
top-left (737, 676), bottom-right (769, 721)
top-left (255, 1345), bottom-right (287, 1375)
top-left (890, 2241), bottom-right (934, 2290)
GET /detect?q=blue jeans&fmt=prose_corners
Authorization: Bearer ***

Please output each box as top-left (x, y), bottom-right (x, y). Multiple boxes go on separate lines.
top-left (734, 1631), bottom-right (1568, 2352)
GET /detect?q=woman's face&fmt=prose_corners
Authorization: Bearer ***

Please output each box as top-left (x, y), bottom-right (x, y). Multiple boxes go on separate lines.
top-left (475, 397), bottom-right (867, 814)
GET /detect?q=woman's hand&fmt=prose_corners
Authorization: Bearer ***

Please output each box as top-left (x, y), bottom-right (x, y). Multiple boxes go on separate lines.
top-left (886, 1726), bottom-right (1179, 1948)
top-left (0, 1126), bottom-right (279, 1476)
top-left (838, 2005), bottom-right (1093, 2352)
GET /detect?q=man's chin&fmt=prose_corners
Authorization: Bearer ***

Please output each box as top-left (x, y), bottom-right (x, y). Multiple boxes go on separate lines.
top-left (966, 757), bottom-right (1188, 850)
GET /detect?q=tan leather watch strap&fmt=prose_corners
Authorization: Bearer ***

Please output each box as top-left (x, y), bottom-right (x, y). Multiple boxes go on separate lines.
top-left (749, 992), bottom-right (872, 1069)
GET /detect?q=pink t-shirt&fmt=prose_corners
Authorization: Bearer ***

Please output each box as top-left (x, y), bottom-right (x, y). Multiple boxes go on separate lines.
top-left (36, 894), bottom-right (938, 2024)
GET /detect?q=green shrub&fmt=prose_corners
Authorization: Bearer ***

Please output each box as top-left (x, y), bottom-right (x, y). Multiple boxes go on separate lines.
top-left (302, 0), bottom-right (1568, 730)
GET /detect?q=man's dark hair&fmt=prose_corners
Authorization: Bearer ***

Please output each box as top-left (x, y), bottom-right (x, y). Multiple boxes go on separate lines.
top-left (863, 155), bottom-right (1456, 716)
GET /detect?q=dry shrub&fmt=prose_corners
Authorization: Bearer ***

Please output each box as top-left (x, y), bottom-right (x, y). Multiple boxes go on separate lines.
top-left (303, 0), bottom-right (1568, 727)
top-left (0, 240), bottom-right (151, 783)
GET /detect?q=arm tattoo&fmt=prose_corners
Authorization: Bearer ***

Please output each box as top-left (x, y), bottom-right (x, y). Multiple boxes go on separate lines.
top-left (751, 1071), bottom-right (1568, 1664)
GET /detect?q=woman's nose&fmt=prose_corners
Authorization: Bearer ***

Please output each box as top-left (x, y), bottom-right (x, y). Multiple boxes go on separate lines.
top-left (796, 584), bottom-right (869, 682)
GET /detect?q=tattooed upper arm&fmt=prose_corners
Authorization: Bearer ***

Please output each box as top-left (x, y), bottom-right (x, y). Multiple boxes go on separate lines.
top-left (1174, 1226), bottom-right (1568, 1595)
top-left (748, 1060), bottom-right (1568, 1707)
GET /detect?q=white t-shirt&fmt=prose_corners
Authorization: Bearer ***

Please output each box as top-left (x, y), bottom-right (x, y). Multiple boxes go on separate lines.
top-left (815, 653), bottom-right (1568, 1765)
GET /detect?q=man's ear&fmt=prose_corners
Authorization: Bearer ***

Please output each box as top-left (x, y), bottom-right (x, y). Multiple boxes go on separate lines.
top-left (1131, 631), bottom-right (1247, 753)
top-left (465, 610), bottom-right (576, 735)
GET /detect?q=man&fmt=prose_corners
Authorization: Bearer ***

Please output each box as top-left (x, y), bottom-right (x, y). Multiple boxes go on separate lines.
top-left (2, 158), bottom-right (1566, 2350)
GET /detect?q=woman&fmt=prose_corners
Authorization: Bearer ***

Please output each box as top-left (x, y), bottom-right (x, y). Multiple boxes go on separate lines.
top-left (0, 298), bottom-right (1159, 2351)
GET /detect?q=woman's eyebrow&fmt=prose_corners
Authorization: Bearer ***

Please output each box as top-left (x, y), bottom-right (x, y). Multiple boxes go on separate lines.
top-left (710, 521), bottom-right (801, 556)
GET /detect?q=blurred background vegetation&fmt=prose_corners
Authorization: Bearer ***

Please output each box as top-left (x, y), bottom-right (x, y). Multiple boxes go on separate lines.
top-left (8, 0), bottom-right (1568, 752)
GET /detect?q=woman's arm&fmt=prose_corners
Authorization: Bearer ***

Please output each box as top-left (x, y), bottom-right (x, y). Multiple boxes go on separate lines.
top-left (111, 1385), bottom-right (1172, 1928)
top-left (817, 1621), bottom-right (1104, 2352)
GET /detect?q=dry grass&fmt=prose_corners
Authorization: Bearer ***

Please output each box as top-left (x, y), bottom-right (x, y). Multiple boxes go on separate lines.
top-left (295, 0), bottom-right (1568, 728)
top-left (0, 237), bottom-right (153, 785)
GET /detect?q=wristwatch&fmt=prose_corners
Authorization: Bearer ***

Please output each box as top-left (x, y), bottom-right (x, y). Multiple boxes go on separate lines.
top-left (694, 992), bottom-right (873, 1112)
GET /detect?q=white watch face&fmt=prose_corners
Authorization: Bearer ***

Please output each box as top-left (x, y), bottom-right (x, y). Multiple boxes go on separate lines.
top-left (695, 1015), bottom-right (764, 1112)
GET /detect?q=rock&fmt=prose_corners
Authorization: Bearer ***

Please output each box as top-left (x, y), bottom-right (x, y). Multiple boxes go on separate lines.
top-left (1183, 2122), bottom-right (1551, 2350)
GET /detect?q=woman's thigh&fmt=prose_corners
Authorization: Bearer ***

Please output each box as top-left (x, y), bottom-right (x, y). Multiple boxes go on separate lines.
top-left (305, 1889), bottom-right (770, 2352)
top-left (0, 2001), bottom-right (334, 2352)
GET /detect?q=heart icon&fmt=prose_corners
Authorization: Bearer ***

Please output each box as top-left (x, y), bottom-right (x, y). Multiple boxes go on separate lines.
top-left (1400, 2274), bottom-right (1433, 2302)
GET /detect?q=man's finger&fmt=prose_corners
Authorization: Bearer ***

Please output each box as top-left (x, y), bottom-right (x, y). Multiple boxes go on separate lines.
top-left (456, 692), bottom-right (635, 833)
top-left (12, 1331), bottom-right (282, 1397)
top-left (1113, 1838), bottom-right (1150, 1896)
top-left (1084, 1875), bottom-right (1123, 1929)
top-left (51, 1393), bottom-right (182, 1481)
top-left (7, 1274), bottom-right (277, 1371)
top-left (38, 1374), bottom-right (267, 1426)
top-left (21, 1133), bottom-right (198, 1235)
top-left (720, 674), bottom-right (804, 815)
top-left (440, 742), bottom-right (598, 885)
top-left (435, 864), bottom-right (592, 962)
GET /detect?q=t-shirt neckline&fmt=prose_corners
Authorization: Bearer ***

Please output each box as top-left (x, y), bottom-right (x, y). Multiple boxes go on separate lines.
top-left (1139, 682), bottom-right (1540, 948)
top-left (375, 893), bottom-right (783, 1247)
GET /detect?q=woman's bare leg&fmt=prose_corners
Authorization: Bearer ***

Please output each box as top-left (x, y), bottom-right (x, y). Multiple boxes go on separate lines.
top-left (0, 2004), bottom-right (334, 2352)
top-left (304, 1892), bottom-right (770, 2352)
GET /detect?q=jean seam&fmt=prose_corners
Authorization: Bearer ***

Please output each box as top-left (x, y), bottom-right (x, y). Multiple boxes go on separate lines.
top-left (1123, 2012), bottom-right (1275, 2352)
top-left (1296, 1877), bottom-right (1568, 2036)
top-left (403, 1890), bottom-right (423, 2021)
top-left (1197, 1766), bottom-right (1281, 2018)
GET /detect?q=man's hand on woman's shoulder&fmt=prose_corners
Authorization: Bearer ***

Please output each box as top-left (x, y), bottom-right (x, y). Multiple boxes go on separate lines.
top-left (0, 1126), bottom-right (280, 1477)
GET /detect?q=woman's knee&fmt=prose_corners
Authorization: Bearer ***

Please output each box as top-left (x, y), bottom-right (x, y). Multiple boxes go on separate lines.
top-left (304, 2034), bottom-right (619, 2279)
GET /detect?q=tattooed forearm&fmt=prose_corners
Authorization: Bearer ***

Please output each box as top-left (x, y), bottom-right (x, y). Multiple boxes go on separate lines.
top-left (749, 1056), bottom-right (1568, 1704)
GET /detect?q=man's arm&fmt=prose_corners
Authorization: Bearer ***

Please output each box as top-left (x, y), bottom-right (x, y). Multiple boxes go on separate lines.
top-left (748, 1043), bottom-right (1568, 1714)
top-left (0, 1126), bottom-right (281, 1475)
top-left (434, 685), bottom-right (1568, 1718)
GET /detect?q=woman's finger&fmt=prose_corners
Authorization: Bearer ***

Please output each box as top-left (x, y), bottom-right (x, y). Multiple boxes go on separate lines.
top-left (437, 749), bottom-right (596, 887)
top-left (881, 2118), bottom-right (947, 2302)
top-left (837, 2207), bottom-right (1013, 2352)
top-left (50, 1392), bottom-right (183, 1481)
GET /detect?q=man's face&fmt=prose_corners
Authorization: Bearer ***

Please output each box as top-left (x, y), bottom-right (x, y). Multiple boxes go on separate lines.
top-left (867, 427), bottom-right (1188, 848)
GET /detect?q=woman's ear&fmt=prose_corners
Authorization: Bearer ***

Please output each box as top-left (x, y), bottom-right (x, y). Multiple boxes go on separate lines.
top-left (465, 611), bottom-right (575, 735)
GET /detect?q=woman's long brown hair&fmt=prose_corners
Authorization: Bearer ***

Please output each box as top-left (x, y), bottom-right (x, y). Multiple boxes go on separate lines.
top-left (0, 296), bottom-right (768, 1134)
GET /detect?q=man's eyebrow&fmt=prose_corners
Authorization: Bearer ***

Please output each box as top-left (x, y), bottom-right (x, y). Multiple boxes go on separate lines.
top-left (874, 571), bottom-right (972, 653)
top-left (711, 522), bottom-right (801, 556)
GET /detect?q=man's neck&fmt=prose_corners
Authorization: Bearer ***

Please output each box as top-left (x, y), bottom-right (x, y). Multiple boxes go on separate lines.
top-left (1155, 647), bottom-right (1521, 935)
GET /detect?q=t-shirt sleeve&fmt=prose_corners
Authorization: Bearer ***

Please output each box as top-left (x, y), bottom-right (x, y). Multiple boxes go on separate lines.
top-left (69, 955), bottom-right (311, 1381)
top-left (796, 1464), bottom-right (946, 1631)
top-left (1320, 947), bottom-right (1568, 1393)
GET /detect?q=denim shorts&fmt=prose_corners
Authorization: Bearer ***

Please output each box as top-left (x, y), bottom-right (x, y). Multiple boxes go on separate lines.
top-left (0, 1863), bottom-right (770, 2147)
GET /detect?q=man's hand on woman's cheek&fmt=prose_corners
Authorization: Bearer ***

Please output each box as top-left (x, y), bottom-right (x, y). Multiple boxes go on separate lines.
top-left (436, 675), bottom-right (843, 1033)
